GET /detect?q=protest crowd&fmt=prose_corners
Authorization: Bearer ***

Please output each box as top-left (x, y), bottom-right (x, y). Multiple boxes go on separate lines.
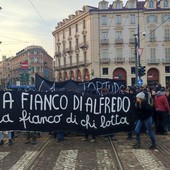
top-left (0, 82), bottom-right (170, 151)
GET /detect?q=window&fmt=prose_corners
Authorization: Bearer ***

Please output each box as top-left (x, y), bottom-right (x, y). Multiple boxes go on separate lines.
top-left (76, 38), bottom-right (79, 46)
top-left (102, 68), bottom-right (108, 75)
top-left (149, 0), bottom-right (154, 8)
top-left (76, 54), bottom-right (79, 65)
top-left (130, 1), bottom-right (135, 8)
top-left (150, 48), bottom-right (156, 60)
top-left (116, 15), bottom-right (121, 24)
top-left (58, 45), bottom-right (60, 52)
top-left (64, 57), bottom-right (66, 66)
top-left (101, 15), bottom-right (107, 25)
top-left (164, 0), bottom-right (169, 7)
top-left (69, 27), bottom-right (71, 36)
top-left (147, 15), bottom-right (157, 23)
top-left (83, 35), bottom-right (86, 43)
top-left (130, 14), bottom-right (135, 24)
top-left (102, 49), bottom-right (108, 58)
top-left (83, 20), bottom-right (86, 29)
top-left (116, 48), bottom-right (122, 58)
top-left (84, 51), bottom-right (87, 64)
top-left (165, 48), bottom-right (170, 59)
top-left (165, 66), bottom-right (170, 73)
top-left (102, 3), bottom-right (107, 9)
top-left (165, 29), bottom-right (170, 40)
top-left (116, 2), bottom-right (121, 9)
top-left (116, 31), bottom-right (122, 39)
top-left (131, 48), bottom-right (135, 58)
top-left (150, 29), bottom-right (156, 41)
top-left (131, 67), bottom-right (135, 74)
top-left (63, 30), bottom-right (65, 39)
top-left (75, 24), bottom-right (78, 32)
top-left (69, 41), bottom-right (72, 48)
top-left (101, 32), bottom-right (107, 40)
top-left (162, 14), bottom-right (170, 22)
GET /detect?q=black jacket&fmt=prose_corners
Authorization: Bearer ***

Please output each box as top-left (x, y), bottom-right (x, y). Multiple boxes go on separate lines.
top-left (135, 100), bottom-right (153, 120)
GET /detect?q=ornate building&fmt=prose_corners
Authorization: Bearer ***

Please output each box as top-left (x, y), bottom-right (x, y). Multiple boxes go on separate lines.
top-left (0, 45), bottom-right (53, 89)
top-left (53, 0), bottom-right (170, 87)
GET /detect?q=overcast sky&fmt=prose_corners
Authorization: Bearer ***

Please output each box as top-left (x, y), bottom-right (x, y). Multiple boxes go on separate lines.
top-left (0, 0), bottom-right (128, 59)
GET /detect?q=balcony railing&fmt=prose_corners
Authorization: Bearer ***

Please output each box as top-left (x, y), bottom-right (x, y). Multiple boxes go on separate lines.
top-left (115, 38), bottom-right (123, 44)
top-left (129, 38), bottom-right (135, 44)
top-left (149, 37), bottom-right (156, 42)
top-left (164, 37), bottom-right (170, 42)
top-left (100, 39), bottom-right (109, 45)
top-left (147, 58), bottom-right (160, 64)
top-left (114, 57), bottom-right (125, 63)
top-left (100, 58), bottom-right (110, 63)
top-left (162, 58), bottom-right (170, 64)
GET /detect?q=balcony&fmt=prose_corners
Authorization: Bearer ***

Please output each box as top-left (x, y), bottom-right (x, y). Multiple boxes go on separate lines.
top-left (147, 58), bottom-right (160, 65)
top-left (149, 37), bottom-right (156, 42)
top-left (115, 38), bottom-right (123, 44)
top-left (129, 57), bottom-right (135, 63)
top-left (114, 57), bottom-right (125, 63)
top-left (162, 58), bottom-right (170, 64)
top-left (79, 41), bottom-right (88, 49)
top-left (164, 37), bottom-right (170, 42)
top-left (100, 39), bottom-right (109, 45)
top-left (100, 58), bottom-right (110, 63)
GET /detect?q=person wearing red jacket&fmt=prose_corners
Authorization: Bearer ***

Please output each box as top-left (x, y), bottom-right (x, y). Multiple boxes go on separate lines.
top-left (154, 88), bottom-right (170, 135)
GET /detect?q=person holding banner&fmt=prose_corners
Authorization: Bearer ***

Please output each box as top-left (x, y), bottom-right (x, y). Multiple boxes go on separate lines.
top-left (133, 92), bottom-right (156, 149)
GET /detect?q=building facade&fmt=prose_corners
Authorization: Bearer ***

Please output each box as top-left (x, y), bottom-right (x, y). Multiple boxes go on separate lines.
top-left (0, 45), bottom-right (53, 89)
top-left (52, 0), bottom-right (170, 87)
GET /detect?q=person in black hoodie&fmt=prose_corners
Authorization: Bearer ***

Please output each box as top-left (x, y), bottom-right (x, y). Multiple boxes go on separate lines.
top-left (133, 92), bottom-right (156, 149)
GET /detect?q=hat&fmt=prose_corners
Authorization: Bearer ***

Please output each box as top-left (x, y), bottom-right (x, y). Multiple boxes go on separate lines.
top-left (136, 92), bottom-right (145, 100)
top-left (129, 86), bottom-right (136, 93)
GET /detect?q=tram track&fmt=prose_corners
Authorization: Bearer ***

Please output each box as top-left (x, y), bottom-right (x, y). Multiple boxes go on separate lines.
top-left (18, 133), bottom-right (52, 170)
top-left (108, 136), bottom-right (124, 170)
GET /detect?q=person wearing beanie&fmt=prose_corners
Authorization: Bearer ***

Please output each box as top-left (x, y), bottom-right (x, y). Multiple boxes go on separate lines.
top-left (133, 92), bottom-right (156, 149)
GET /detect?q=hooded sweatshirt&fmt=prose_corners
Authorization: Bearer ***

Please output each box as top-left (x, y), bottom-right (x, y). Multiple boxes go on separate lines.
top-left (154, 91), bottom-right (170, 112)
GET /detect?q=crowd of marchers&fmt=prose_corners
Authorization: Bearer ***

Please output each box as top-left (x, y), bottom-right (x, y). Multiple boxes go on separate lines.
top-left (0, 83), bottom-right (170, 150)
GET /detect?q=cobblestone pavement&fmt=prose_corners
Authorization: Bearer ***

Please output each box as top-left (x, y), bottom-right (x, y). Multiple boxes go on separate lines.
top-left (0, 132), bottom-right (170, 170)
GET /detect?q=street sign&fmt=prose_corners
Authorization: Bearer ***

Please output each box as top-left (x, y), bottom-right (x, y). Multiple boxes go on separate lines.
top-left (21, 61), bottom-right (28, 69)
top-left (137, 48), bottom-right (143, 56)
top-left (138, 79), bottom-right (143, 87)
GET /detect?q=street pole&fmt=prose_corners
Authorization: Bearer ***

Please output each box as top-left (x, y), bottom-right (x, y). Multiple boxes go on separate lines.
top-left (135, 35), bottom-right (138, 86)
top-left (137, 10), bottom-right (141, 67)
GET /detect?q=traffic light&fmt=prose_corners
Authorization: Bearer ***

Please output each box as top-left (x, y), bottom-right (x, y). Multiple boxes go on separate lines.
top-left (138, 66), bottom-right (146, 78)
top-left (19, 73), bottom-right (24, 81)
top-left (25, 73), bottom-right (30, 81)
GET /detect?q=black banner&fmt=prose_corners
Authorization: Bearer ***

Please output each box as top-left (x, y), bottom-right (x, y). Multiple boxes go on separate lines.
top-left (35, 74), bottom-right (126, 95)
top-left (0, 91), bottom-right (134, 135)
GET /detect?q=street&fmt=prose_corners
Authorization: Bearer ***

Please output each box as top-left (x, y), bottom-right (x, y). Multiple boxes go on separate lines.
top-left (0, 132), bottom-right (170, 170)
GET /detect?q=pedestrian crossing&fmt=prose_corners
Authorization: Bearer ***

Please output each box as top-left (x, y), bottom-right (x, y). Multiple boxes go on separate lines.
top-left (53, 150), bottom-right (78, 170)
top-left (0, 149), bottom-right (167, 170)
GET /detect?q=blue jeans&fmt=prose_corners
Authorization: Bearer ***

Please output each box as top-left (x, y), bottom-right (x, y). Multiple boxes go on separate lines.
top-left (0, 132), bottom-right (12, 140)
top-left (56, 131), bottom-right (64, 141)
top-left (135, 117), bottom-right (156, 145)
